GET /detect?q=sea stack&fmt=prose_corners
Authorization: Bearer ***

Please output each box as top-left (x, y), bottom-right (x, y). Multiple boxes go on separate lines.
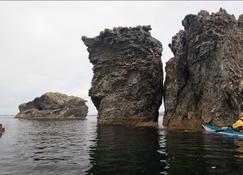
top-left (16, 92), bottom-right (88, 120)
top-left (82, 25), bottom-right (163, 126)
top-left (164, 9), bottom-right (243, 128)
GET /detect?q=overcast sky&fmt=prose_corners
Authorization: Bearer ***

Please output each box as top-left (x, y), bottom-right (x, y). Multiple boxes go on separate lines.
top-left (0, 1), bottom-right (243, 115)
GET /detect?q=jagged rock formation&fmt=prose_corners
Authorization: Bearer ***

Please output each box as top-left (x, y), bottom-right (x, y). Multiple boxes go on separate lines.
top-left (16, 92), bottom-right (88, 120)
top-left (164, 9), bottom-right (243, 128)
top-left (0, 124), bottom-right (4, 136)
top-left (82, 25), bottom-right (163, 126)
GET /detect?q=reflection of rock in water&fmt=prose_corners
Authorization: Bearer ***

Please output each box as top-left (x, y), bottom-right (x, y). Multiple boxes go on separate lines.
top-left (87, 126), bottom-right (168, 174)
top-left (166, 130), bottom-right (243, 174)
top-left (201, 135), bottom-right (243, 174)
top-left (165, 130), bottom-right (209, 174)
top-left (234, 140), bottom-right (243, 159)
top-left (10, 120), bottom-right (95, 174)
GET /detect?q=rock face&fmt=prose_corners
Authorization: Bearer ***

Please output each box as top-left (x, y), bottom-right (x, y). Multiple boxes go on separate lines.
top-left (0, 124), bottom-right (4, 136)
top-left (82, 25), bottom-right (163, 126)
top-left (16, 92), bottom-right (88, 120)
top-left (164, 9), bottom-right (243, 128)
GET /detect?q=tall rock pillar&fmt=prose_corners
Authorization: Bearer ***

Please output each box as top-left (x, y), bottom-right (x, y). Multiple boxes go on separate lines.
top-left (82, 26), bottom-right (163, 126)
top-left (164, 9), bottom-right (243, 128)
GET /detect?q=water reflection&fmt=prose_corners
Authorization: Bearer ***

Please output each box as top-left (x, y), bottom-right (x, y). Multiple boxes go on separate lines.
top-left (0, 117), bottom-right (97, 175)
top-left (202, 134), bottom-right (243, 174)
top-left (1, 117), bottom-right (243, 175)
top-left (87, 125), bottom-right (168, 175)
top-left (235, 140), bottom-right (243, 158)
top-left (165, 129), bottom-right (243, 175)
top-left (164, 130), bottom-right (209, 175)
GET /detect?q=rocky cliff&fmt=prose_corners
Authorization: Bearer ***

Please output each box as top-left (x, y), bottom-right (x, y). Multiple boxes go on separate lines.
top-left (16, 92), bottom-right (88, 120)
top-left (82, 25), bottom-right (163, 126)
top-left (164, 9), bottom-right (243, 128)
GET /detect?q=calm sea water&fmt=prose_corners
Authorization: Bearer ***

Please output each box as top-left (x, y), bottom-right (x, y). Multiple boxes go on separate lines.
top-left (0, 116), bottom-right (243, 175)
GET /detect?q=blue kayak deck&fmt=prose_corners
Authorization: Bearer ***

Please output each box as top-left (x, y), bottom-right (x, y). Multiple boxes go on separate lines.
top-left (202, 124), bottom-right (243, 137)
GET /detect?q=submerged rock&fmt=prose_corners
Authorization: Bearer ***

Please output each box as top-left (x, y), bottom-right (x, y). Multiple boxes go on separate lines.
top-left (82, 25), bottom-right (163, 126)
top-left (164, 9), bottom-right (243, 128)
top-left (16, 92), bottom-right (88, 120)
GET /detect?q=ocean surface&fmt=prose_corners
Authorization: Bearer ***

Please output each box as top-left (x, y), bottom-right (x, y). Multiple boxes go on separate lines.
top-left (0, 116), bottom-right (243, 175)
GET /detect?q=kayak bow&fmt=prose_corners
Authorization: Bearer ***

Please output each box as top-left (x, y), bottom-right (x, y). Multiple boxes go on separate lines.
top-left (202, 124), bottom-right (243, 137)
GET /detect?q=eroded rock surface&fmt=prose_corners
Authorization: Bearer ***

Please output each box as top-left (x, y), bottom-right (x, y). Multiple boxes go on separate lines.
top-left (16, 92), bottom-right (88, 120)
top-left (164, 9), bottom-right (243, 128)
top-left (82, 25), bottom-right (163, 126)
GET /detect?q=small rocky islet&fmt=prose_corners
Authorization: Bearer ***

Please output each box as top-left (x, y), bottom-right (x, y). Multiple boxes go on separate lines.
top-left (12, 9), bottom-right (243, 129)
top-left (15, 92), bottom-right (88, 120)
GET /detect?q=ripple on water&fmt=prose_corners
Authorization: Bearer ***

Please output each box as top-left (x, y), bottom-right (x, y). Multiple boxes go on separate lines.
top-left (0, 116), bottom-right (243, 175)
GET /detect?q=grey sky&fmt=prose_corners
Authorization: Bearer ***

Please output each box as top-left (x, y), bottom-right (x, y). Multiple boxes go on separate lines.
top-left (0, 1), bottom-right (243, 115)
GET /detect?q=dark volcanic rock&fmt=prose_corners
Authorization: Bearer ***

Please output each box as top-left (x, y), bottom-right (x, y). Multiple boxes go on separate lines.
top-left (16, 92), bottom-right (88, 120)
top-left (164, 9), bottom-right (243, 128)
top-left (0, 124), bottom-right (4, 136)
top-left (82, 25), bottom-right (163, 126)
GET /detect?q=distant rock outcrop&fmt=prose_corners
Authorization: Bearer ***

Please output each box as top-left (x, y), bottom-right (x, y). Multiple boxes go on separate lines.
top-left (82, 25), bottom-right (163, 126)
top-left (164, 9), bottom-right (243, 128)
top-left (0, 124), bottom-right (4, 136)
top-left (16, 92), bottom-right (88, 120)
